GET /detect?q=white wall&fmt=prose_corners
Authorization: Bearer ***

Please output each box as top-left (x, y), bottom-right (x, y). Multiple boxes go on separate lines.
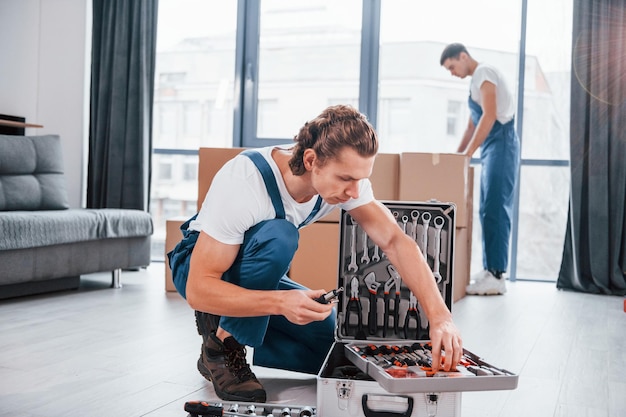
top-left (0, 0), bottom-right (90, 208)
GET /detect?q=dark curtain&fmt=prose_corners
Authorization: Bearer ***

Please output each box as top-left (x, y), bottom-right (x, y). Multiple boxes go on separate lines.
top-left (87, 0), bottom-right (158, 210)
top-left (558, 0), bottom-right (626, 295)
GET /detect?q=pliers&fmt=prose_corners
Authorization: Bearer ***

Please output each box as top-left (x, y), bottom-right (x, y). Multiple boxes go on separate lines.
top-left (344, 276), bottom-right (363, 337)
top-left (403, 291), bottom-right (421, 339)
top-left (364, 272), bottom-right (380, 335)
top-left (383, 264), bottom-right (402, 337)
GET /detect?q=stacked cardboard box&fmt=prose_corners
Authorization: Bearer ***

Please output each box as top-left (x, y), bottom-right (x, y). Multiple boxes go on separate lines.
top-left (165, 149), bottom-right (473, 303)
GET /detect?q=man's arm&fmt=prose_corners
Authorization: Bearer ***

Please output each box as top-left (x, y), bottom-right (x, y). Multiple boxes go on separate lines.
top-left (349, 201), bottom-right (462, 371)
top-left (457, 117), bottom-right (475, 153)
top-left (463, 81), bottom-right (497, 157)
top-left (186, 231), bottom-right (332, 325)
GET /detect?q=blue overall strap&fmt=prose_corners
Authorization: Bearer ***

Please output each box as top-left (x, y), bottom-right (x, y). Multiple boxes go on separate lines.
top-left (242, 149), bottom-right (323, 228)
top-left (241, 149), bottom-right (286, 219)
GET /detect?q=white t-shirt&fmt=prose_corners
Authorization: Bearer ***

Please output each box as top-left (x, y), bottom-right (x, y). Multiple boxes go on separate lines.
top-left (470, 63), bottom-right (515, 124)
top-left (189, 146), bottom-right (374, 245)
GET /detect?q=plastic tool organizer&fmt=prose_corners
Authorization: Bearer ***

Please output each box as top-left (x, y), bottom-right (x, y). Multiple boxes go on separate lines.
top-left (334, 200), bottom-right (519, 393)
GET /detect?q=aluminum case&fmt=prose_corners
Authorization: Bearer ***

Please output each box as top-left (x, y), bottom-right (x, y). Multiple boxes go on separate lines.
top-left (316, 201), bottom-right (518, 417)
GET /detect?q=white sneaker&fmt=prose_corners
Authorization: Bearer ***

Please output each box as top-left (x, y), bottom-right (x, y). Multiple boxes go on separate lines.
top-left (470, 270), bottom-right (492, 284)
top-left (466, 272), bottom-right (506, 295)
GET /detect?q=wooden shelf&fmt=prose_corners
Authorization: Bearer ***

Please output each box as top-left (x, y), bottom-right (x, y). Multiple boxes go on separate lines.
top-left (0, 119), bottom-right (43, 128)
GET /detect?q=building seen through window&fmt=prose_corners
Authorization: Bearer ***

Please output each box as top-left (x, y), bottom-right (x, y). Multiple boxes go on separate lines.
top-left (151, 0), bottom-right (572, 281)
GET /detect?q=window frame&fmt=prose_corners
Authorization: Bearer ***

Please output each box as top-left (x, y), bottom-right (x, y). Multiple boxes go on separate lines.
top-left (153, 0), bottom-right (572, 282)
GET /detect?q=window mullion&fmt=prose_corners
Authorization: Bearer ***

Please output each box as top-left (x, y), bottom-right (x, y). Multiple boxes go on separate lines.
top-left (359, 0), bottom-right (381, 127)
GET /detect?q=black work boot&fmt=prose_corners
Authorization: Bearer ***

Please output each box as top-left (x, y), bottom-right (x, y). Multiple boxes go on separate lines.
top-left (197, 333), bottom-right (267, 402)
top-left (195, 310), bottom-right (220, 343)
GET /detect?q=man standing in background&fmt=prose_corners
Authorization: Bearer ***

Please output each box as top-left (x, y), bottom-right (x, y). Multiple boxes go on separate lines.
top-left (440, 43), bottom-right (520, 295)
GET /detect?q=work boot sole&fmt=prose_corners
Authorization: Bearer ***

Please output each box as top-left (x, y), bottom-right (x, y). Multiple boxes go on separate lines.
top-left (197, 354), bottom-right (267, 403)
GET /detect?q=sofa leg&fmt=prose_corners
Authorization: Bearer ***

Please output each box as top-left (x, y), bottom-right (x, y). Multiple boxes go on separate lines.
top-left (111, 269), bottom-right (122, 289)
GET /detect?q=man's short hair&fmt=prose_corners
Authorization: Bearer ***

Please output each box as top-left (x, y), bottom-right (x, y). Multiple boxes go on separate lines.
top-left (440, 43), bottom-right (469, 65)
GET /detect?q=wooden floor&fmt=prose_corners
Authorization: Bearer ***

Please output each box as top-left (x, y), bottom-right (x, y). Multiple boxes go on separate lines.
top-left (0, 263), bottom-right (624, 417)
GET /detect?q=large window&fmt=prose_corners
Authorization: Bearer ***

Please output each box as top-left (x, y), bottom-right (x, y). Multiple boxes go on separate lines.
top-left (151, 0), bottom-right (238, 257)
top-left (151, 0), bottom-right (573, 283)
top-left (446, 101), bottom-right (463, 137)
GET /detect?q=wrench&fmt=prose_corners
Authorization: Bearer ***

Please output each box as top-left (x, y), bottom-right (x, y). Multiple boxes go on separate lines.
top-left (432, 216), bottom-right (445, 284)
top-left (410, 210), bottom-right (419, 240)
top-left (347, 219), bottom-right (358, 272)
top-left (372, 243), bottom-right (381, 262)
top-left (420, 212), bottom-right (431, 259)
top-left (360, 228), bottom-right (370, 264)
top-left (401, 215), bottom-right (409, 235)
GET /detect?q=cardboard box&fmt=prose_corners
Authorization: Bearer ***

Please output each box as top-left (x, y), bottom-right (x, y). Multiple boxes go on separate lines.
top-left (399, 153), bottom-right (471, 227)
top-left (289, 222), bottom-right (339, 291)
top-left (370, 152), bottom-right (400, 201)
top-left (164, 217), bottom-right (188, 292)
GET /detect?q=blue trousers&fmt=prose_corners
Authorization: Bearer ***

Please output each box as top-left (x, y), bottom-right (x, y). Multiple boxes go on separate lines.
top-left (169, 219), bottom-right (335, 374)
top-left (479, 127), bottom-right (520, 273)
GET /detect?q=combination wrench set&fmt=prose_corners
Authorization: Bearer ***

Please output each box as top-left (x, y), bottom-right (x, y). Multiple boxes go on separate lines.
top-left (337, 201), bottom-right (455, 341)
top-left (183, 400), bottom-right (316, 417)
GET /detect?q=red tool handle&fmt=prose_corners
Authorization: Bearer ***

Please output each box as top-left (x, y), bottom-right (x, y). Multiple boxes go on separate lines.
top-left (184, 400), bottom-right (223, 417)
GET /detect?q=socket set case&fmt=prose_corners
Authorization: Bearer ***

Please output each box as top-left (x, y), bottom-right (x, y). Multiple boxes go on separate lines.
top-left (317, 201), bottom-right (518, 417)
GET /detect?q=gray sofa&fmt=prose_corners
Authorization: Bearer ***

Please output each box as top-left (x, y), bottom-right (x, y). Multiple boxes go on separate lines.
top-left (0, 134), bottom-right (153, 299)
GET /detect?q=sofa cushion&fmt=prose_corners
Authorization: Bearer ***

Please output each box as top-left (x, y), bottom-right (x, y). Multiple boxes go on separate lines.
top-left (0, 208), bottom-right (153, 251)
top-left (0, 134), bottom-right (69, 211)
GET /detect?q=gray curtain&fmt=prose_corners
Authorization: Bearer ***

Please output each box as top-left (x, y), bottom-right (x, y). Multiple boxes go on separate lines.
top-left (87, 0), bottom-right (158, 210)
top-left (558, 0), bottom-right (626, 295)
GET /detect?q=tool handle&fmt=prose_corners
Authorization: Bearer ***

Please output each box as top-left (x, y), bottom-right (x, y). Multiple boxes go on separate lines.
top-left (368, 293), bottom-right (378, 334)
top-left (315, 287), bottom-right (343, 304)
top-left (184, 401), bottom-right (223, 416)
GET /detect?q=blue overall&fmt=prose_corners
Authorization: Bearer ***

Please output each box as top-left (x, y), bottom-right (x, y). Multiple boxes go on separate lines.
top-left (468, 95), bottom-right (520, 273)
top-left (167, 150), bottom-right (335, 375)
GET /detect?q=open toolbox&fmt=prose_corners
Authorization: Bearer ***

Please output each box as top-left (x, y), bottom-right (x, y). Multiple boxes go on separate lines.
top-left (317, 201), bottom-right (518, 416)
